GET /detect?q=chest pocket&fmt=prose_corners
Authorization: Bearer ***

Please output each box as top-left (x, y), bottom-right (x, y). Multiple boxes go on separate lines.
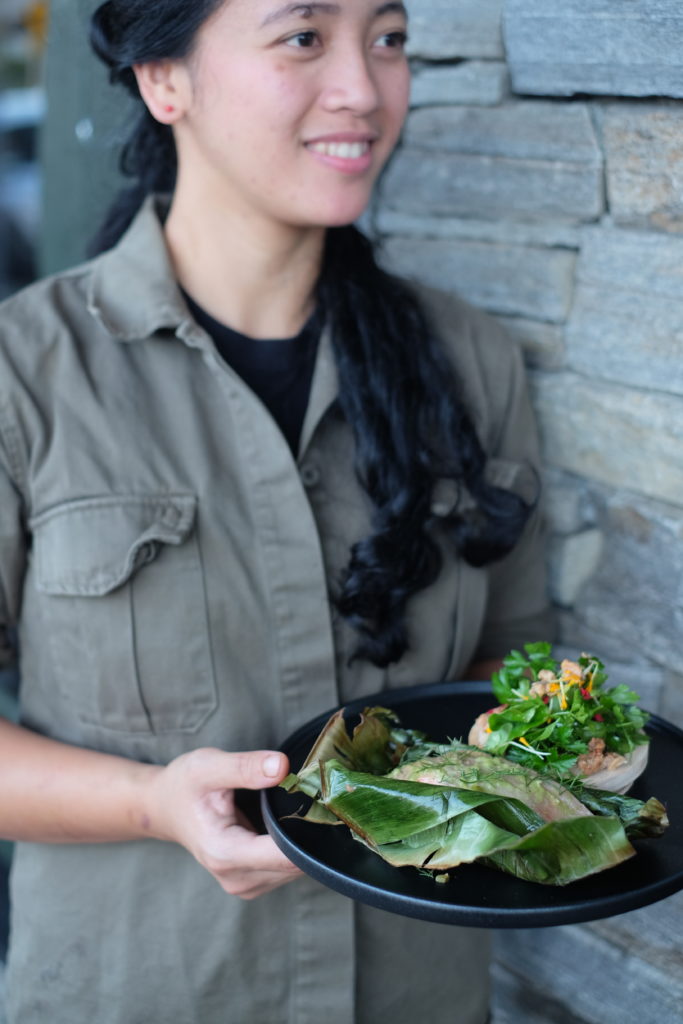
top-left (29, 494), bottom-right (217, 735)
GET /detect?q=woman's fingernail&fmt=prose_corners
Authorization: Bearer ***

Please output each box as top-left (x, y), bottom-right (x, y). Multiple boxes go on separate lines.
top-left (263, 754), bottom-right (282, 778)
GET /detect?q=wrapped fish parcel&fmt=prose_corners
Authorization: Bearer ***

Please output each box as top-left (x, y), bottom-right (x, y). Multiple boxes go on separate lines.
top-left (281, 705), bottom-right (669, 887)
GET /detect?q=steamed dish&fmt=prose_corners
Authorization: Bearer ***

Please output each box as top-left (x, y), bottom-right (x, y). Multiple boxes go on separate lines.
top-left (281, 649), bottom-right (667, 887)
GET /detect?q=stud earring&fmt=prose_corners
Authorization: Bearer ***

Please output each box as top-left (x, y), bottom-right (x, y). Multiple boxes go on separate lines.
top-left (164, 105), bottom-right (175, 113)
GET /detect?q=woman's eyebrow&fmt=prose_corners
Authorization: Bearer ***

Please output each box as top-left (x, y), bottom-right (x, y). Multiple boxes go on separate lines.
top-left (261, 3), bottom-right (340, 26)
top-left (375, 2), bottom-right (408, 19)
top-left (261, 2), bottom-right (408, 28)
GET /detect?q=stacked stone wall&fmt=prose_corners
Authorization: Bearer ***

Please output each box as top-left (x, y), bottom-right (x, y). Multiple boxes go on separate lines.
top-left (374, 3), bottom-right (683, 1019)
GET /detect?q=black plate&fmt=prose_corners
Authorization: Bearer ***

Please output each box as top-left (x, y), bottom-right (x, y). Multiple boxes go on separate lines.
top-left (261, 682), bottom-right (683, 928)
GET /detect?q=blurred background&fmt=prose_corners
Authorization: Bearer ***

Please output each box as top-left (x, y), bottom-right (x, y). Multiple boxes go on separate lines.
top-left (0, 0), bottom-right (45, 300)
top-left (0, 0), bottom-right (45, 962)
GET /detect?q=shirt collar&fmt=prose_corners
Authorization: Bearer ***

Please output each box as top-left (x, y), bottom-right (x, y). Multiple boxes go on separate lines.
top-left (86, 194), bottom-right (340, 451)
top-left (299, 326), bottom-right (338, 457)
top-left (87, 195), bottom-right (190, 342)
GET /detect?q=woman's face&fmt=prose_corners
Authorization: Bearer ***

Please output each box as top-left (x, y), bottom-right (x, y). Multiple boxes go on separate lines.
top-left (167, 0), bottom-right (411, 229)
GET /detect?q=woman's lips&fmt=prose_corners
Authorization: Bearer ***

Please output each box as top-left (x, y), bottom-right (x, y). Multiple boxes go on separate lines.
top-left (305, 138), bottom-right (374, 173)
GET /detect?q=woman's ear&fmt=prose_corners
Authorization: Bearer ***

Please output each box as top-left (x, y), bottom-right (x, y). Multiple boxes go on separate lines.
top-left (133, 60), bottom-right (189, 125)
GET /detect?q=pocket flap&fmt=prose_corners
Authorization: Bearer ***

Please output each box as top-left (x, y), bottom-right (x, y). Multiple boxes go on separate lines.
top-left (30, 495), bottom-right (197, 596)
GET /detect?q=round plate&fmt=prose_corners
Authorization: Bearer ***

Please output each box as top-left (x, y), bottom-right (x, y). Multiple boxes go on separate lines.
top-left (261, 682), bottom-right (683, 928)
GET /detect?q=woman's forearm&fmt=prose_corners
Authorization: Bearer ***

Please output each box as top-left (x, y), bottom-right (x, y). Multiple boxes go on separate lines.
top-left (0, 716), bottom-right (161, 844)
top-left (0, 716), bottom-right (301, 897)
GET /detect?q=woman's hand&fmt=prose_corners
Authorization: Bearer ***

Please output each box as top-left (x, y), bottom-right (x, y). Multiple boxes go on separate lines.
top-left (148, 747), bottom-right (303, 899)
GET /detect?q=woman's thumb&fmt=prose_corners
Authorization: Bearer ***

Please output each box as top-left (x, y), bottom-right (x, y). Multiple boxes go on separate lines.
top-left (227, 749), bottom-right (289, 789)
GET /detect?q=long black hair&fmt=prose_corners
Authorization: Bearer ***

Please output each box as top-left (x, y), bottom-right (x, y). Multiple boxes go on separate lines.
top-left (90, 0), bottom-right (534, 668)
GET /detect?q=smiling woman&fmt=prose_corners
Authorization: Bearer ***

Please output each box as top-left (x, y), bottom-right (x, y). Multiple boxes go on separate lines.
top-left (92, 0), bottom-right (412, 269)
top-left (0, 1), bottom-right (552, 1022)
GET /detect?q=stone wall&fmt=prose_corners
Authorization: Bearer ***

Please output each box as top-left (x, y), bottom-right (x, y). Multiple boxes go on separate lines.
top-left (374, 2), bottom-right (683, 1019)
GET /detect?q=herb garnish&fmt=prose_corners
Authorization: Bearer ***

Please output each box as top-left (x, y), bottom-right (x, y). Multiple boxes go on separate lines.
top-left (486, 642), bottom-right (650, 781)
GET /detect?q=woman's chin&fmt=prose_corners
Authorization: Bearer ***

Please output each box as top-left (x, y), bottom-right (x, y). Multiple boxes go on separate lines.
top-left (315, 202), bottom-right (372, 229)
top-left (291, 189), bottom-right (373, 230)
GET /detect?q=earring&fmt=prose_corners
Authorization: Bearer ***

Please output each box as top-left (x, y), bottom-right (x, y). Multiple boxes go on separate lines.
top-left (164, 105), bottom-right (175, 113)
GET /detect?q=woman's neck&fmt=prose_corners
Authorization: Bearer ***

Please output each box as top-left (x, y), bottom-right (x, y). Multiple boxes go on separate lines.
top-left (164, 189), bottom-right (325, 339)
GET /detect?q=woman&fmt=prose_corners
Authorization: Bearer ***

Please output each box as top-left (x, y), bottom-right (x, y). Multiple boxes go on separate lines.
top-left (0, 0), bottom-right (552, 1021)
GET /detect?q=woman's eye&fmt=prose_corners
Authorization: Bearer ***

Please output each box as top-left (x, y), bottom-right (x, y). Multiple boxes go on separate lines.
top-left (375, 30), bottom-right (408, 49)
top-left (285, 30), bottom-right (319, 49)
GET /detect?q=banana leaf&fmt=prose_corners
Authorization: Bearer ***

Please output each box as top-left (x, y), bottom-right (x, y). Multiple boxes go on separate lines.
top-left (280, 705), bottom-right (667, 886)
top-left (317, 760), bottom-right (635, 884)
top-left (299, 706), bottom-right (424, 775)
top-left (485, 816), bottom-right (635, 884)
top-left (320, 760), bottom-right (512, 844)
top-left (574, 786), bottom-right (669, 839)
top-left (281, 705), bottom-right (426, 807)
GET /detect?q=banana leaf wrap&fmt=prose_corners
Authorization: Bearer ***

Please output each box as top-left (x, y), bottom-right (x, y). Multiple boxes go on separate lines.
top-left (281, 706), bottom-right (668, 887)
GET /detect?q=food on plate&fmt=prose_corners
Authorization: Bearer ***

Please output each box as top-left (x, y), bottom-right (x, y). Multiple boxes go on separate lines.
top-left (468, 644), bottom-right (650, 793)
top-left (281, 704), bottom-right (668, 887)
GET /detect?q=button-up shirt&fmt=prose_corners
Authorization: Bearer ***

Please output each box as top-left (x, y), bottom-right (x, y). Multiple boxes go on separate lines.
top-left (0, 199), bottom-right (551, 1023)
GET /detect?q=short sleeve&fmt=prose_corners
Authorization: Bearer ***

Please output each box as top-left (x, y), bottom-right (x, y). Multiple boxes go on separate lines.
top-left (472, 337), bottom-right (555, 660)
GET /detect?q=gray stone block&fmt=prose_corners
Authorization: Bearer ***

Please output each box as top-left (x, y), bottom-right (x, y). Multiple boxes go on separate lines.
top-left (570, 225), bottom-right (683, 298)
top-left (410, 62), bottom-right (507, 108)
top-left (407, 0), bottom-right (504, 60)
top-left (661, 671), bottom-right (683, 729)
top-left (588, 889), bottom-right (683, 977)
top-left (549, 528), bottom-right (604, 608)
top-left (566, 228), bottom-right (683, 396)
top-left (402, 102), bottom-right (601, 163)
top-left (376, 210), bottom-right (583, 249)
top-left (493, 918), bottom-right (683, 1024)
top-left (490, 962), bottom-right (582, 1024)
top-left (531, 371), bottom-right (683, 506)
top-left (382, 104), bottom-right (604, 223)
top-left (542, 468), bottom-right (596, 534)
top-left (381, 236), bottom-right (576, 322)
top-left (598, 104), bottom-right (683, 232)
top-left (382, 150), bottom-right (603, 223)
top-left (558, 609), bottom-right (661, 675)
top-left (562, 491), bottom-right (683, 670)
top-left (503, 0), bottom-right (683, 98)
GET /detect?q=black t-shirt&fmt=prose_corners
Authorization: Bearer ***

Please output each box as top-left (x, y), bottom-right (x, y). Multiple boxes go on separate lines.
top-left (184, 292), bottom-right (321, 455)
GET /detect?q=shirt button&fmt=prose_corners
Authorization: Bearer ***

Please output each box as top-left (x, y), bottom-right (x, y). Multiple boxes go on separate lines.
top-left (300, 464), bottom-right (320, 488)
top-left (135, 541), bottom-right (158, 566)
top-left (163, 506), bottom-right (180, 527)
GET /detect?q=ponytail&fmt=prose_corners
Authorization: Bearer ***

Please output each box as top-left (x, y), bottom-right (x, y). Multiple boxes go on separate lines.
top-left (317, 227), bottom-right (534, 666)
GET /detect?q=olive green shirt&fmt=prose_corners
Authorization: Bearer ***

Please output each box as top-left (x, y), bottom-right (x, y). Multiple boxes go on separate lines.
top-left (0, 199), bottom-right (551, 1023)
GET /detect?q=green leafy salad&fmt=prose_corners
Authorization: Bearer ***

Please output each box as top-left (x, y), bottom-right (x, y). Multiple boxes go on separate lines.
top-left (471, 643), bottom-right (650, 784)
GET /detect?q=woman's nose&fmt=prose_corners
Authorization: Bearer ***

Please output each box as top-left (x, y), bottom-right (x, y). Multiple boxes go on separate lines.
top-left (320, 49), bottom-right (381, 116)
